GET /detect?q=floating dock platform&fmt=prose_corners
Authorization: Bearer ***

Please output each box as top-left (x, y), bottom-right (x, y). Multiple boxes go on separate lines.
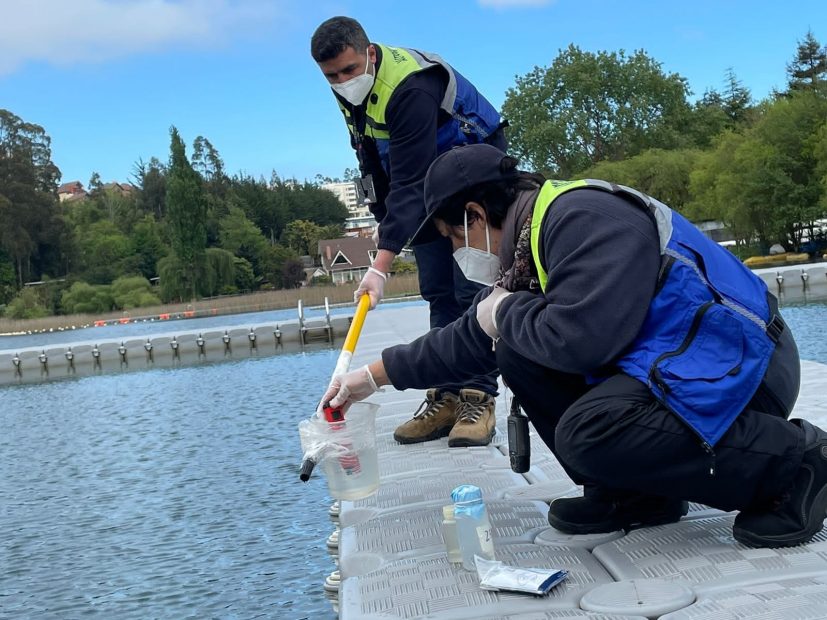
top-left (326, 301), bottom-right (827, 619)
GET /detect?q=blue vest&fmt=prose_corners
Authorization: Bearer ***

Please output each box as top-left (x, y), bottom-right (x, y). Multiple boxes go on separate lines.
top-left (532, 180), bottom-right (778, 448)
top-left (380, 65), bottom-right (502, 175)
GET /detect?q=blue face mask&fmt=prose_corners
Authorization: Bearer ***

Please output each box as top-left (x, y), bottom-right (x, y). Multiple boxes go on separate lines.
top-left (452, 210), bottom-right (501, 286)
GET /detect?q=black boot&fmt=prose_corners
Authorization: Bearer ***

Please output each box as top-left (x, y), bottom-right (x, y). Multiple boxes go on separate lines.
top-left (733, 419), bottom-right (827, 548)
top-left (548, 485), bottom-right (688, 535)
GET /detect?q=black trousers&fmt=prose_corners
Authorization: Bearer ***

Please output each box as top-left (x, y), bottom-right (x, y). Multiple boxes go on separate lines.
top-left (496, 314), bottom-right (804, 511)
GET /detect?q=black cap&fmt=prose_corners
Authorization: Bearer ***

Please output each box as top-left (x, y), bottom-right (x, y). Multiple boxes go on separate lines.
top-left (411, 144), bottom-right (515, 243)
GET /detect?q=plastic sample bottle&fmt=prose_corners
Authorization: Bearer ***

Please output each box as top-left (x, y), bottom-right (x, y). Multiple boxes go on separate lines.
top-left (441, 505), bottom-right (462, 563)
top-left (451, 484), bottom-right (496, 570)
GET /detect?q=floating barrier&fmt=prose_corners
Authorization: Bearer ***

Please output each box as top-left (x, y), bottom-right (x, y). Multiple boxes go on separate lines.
top-left (0, 299), bottom-right (351, 385)
top-left (753, 263), bottom-right (827, 302)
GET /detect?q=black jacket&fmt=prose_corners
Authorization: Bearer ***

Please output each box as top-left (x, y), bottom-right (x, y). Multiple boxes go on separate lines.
top-left (381, 189), bottom-right (662, 386)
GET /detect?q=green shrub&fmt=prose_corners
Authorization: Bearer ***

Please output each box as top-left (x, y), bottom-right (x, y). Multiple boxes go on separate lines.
top-left (310, 275), bottom-right (332, 286)
top-left (5, 288), bottom-right (50, 319)
top-left (111, 275), bottom-right (160, 309)
top-left (61, 281), bottom-right (114, 314)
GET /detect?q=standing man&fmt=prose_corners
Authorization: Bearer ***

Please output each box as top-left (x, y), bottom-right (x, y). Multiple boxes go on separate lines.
top-left (311, 16), bottom-right (508, 447)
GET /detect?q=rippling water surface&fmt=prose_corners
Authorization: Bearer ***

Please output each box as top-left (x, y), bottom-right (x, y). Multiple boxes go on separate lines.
top-left (1, 350), bottom-right (340, 619)
top-left (780, 299), bottom-right (827, 364)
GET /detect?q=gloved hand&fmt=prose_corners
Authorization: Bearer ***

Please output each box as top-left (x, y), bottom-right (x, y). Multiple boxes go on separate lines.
top-left (319, 365), bottom-right (380, 413)
top-left (354, 266), bottom-right (388, 309)
top-left (475, 286), bottom-right (513, 339)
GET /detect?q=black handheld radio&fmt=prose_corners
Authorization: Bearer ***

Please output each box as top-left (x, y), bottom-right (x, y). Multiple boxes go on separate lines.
top-left (507, 396), bottom-right (531, 473)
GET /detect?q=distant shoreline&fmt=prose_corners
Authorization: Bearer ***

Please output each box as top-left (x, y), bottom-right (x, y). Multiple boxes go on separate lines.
top-left (0, 273), bottom-right (421, 336)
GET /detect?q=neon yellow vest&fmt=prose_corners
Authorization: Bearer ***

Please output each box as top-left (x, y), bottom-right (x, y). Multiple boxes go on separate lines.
top-left (338, 44), bottom-right (456, 141)
top-left (529, 180), bottom-right (590, 290)
top-left (529, 179), bottom-right (668, 290)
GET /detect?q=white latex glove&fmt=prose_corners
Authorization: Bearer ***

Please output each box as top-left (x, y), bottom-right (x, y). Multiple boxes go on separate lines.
top-left (320, 365), bottom-right (380, 412)
top-left (354, 266), bottom-right (388, 309)
top-left (475, 286), bottom-right (513, 339)
top-left (371, 226), bottom-right (380, 247)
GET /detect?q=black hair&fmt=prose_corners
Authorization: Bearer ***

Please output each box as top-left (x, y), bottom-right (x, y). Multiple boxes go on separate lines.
top-left (311, 16), bottom-right (370, 62)
top-left (434, 156), bottom-right (546, 229)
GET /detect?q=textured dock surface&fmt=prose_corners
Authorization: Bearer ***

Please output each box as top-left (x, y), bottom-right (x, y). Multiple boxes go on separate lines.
top-left (329, 303), bottom-right (827, 619)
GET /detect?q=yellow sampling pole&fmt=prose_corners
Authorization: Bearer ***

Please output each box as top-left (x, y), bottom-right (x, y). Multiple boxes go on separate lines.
top-left (330, 293), bottom-right (372, 379)
top-left (299, 293), bottom-right (372, 483)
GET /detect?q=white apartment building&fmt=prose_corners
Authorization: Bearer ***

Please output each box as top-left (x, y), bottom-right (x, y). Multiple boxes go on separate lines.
top-left (321, 181), bottom-right (367, 216)
top-left (322, 180), bottom-right (375, 237)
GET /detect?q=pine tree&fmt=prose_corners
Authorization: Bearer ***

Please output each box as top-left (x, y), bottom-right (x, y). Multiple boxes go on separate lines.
top-left (722, 68), bottom-right (752, 124)
top-left (787, 30), bottom-right (827, 95)
top-left (165, 127), bottom-right (207, 301)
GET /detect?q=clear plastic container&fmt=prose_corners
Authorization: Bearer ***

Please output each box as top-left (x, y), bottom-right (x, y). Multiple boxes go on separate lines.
top-left (441, 505), bottom-right (462, 563)
top-left (451, 484), bottom-right (495, 570)
top-left (300, 402), bottom-right (380, 500)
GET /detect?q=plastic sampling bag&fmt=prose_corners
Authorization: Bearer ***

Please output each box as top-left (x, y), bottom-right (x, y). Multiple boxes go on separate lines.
top-left (474, 555), bottom-right (568, 596)
top-left (298, 401), bottom-right (380, 500)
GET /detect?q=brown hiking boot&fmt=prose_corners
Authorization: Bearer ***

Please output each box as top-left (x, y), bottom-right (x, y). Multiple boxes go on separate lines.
top-left (393, 389), bottom-right (459, 444)
top-left (448, 389), bottom-right (496, 447)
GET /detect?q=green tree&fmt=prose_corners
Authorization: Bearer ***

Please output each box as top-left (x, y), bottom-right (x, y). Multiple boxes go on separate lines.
top-left (681, 89), bottom-right (731, 148)
top-left (0, 109), bottom-right (67, 286)
top-left (0, 252), bottom-right (16, 305)
top-left (133, 157), bottom-right (167, 219)
top-left (689, 92), bottom-right (827, 251)
top-left (503, 45), bottom-right (691, 176)
top-left (282, 258), bottom-right (306, 288)
top-left (218, 206), bottom-right (268, 272)
top-left (282, 219), bottom-right (325, 256)
top-left (95, 185), bottom-right (139, 232)
top-left (87, 172), bottom-right (103, 197)
top-left (232, 256), bottom-right (256, 292)
top-left (721, 68), bottom-right (754, 126)
top-left (259, 243), bottom-right (300, 289)
top-left (74, 220), bottom-right (131, 284)
top-left (286, 182), bottom-right (350, 226)
top-left (786, 30), bottom-right (827, 96)
top-left (202, 247), bottom-right (236, 296)
top-left (814, 121), bottom-right (827, 213)
top-left (164, 127), bottom-right (207, 301)
top-left (229, 173), bottom-right (291, 243)
top-left (126, 216), bottom-right (167, 280)
top-left (192, 135), bottom-right (226, 182)
top-left (581, 148), bottom-right (701, 213)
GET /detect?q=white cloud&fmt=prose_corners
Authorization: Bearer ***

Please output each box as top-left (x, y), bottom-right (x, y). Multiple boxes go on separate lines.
top-left (0, 0), bottom-right (279, 75)
top-left (478, 0), bottom-right (556, 7)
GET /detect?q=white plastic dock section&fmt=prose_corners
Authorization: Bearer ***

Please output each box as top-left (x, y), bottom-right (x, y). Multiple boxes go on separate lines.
top-left (327, 302), bottom-right (827, 620)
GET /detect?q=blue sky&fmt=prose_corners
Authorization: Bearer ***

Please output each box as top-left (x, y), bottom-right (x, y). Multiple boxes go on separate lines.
top-left (1, 0), bottom-right (825, 187)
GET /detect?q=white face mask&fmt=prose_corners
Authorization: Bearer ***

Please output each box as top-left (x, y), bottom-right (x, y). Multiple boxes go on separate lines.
top-left (331, 48), bottom-right (374, 106)
top-left (453, 210), bottom-right (501, 286)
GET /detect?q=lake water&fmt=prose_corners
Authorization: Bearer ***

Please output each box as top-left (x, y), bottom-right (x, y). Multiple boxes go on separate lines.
top-left (1, 349), bottom-right (341, 619)
top-left (1, 299), bottom-right (826, 619)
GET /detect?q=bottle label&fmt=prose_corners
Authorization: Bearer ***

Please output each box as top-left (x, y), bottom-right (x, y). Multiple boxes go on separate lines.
top-left (476, 525), bottom-right (495, 557)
